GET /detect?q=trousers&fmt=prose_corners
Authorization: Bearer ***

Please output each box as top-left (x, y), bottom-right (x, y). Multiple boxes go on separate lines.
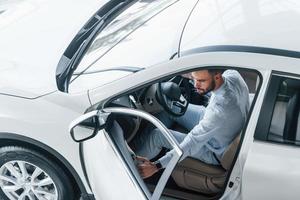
top-left (134, 104), bottom-right (220, 165)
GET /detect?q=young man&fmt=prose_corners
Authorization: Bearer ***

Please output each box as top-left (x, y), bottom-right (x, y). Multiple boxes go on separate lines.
top-left (135, 69), bottom-right (250, 179)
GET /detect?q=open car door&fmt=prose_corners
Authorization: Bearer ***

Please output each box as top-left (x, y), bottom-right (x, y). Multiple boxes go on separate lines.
top-left (69, 107), bottom-right (183, 200)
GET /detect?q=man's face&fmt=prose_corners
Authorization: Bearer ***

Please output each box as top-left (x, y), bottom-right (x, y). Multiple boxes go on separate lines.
top-left (192, 70), bottom-right (216, 95)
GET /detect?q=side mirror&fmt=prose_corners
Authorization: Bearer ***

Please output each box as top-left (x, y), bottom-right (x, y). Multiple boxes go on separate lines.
top-left (69, 110), bottom-right (107, 142)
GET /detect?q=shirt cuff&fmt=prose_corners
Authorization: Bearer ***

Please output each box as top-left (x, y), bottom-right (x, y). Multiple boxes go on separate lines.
top-left (158, 151), bottom-right (173, 168)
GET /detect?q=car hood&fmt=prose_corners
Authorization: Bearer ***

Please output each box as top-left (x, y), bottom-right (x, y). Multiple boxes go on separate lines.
top-left (0, 0), bottom-right (108, 98)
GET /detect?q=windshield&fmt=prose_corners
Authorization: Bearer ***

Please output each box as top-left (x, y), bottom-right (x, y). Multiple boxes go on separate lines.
top-left (72, 0), bottom-right (178, 79)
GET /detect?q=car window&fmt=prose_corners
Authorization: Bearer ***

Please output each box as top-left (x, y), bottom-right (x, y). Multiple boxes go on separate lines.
top-left (268, 77), bottom-right (300, 144)
top-left (68, 0), bottom-right (198, 93)
top-left (255, 74), bottom-right (300, 146)
top-left (68, 0), bottom-right (179, 94)
top-left (73, 0), bottom-right (178, 76)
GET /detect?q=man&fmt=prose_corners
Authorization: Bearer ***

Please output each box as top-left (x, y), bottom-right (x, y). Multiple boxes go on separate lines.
top-left (135, 69), bottom-right (250, 179)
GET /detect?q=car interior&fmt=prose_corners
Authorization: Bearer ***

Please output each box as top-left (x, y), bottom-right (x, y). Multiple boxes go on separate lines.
top-left (103, 68), bottom-right (260, 200)
top-left (268, 78), bottom-right (300, 144)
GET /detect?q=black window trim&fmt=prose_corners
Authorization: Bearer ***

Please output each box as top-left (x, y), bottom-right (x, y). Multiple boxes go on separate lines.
top-left (180, 45), bottom-right (300, 59)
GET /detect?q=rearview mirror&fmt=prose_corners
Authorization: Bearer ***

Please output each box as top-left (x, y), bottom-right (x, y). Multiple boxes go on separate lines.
top-left (69, 110), bottom-right (106, 142)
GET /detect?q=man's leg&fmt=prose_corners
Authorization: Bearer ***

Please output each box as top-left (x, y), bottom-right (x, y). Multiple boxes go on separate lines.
top-left (134, 128), bottom-right (186, 160)
top-left (174, 103), bottom-right (205, 130)
top-left (134, 104), bottom-right (205, 160)
top-left (191, 146), bottom-right (220, 165)
top-left (156, 103), bottom-right (206, 130)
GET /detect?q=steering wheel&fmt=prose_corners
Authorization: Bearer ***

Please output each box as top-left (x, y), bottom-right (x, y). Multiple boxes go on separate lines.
top-left (156, 81), bottom-right (189, 116)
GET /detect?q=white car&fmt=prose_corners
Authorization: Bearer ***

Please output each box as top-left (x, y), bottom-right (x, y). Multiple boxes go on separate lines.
top-left (0, 0), bottom-right (300, 200)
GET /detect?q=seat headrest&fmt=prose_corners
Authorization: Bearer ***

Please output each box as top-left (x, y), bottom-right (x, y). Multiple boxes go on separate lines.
top-left (285, 79), bottom-right (300, 90)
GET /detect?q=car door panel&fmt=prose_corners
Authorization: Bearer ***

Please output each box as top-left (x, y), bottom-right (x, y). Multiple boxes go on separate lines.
top-left (242, 73), bottom-right (300, 200)
top-left (82, 129), bottom-right (148, 200)
top-left (242, 141), bottom-right (300, 200)
top-left (76, 108), bottom-right (183, 200)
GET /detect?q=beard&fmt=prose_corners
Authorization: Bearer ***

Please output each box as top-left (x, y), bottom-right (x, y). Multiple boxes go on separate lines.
top-left (197, 79), bottom-right (216, 95)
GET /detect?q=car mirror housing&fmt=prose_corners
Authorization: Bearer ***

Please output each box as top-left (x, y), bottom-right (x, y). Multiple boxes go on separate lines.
top-left (69, 110), bottom-right (108, 142)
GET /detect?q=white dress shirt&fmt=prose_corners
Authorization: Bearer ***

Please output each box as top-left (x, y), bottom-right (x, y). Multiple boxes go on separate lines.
top-left (159, 70), bottom-right (250, 167)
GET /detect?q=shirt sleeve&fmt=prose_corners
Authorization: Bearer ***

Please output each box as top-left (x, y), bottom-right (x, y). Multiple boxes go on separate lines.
top-left (159, 103), bottom-right (224, 168)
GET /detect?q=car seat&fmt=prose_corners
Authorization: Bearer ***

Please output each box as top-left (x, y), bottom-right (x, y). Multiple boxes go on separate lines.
top-left (171, 135), bottom-right (240, 194)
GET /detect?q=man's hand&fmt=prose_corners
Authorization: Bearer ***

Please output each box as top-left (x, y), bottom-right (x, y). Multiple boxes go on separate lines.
top-left (136, 156), bottom-right (159, 179)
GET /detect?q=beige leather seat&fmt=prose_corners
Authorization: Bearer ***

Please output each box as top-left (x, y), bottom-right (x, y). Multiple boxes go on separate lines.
top-left (171, 135), bottom-right (240, 194)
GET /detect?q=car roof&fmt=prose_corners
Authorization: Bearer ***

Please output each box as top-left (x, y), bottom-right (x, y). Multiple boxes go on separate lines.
top-left (180, 0), bottom-right (300, 55)
top-left (1, 0), bottom-right (300, 98)
top-left (0, 0), bottom-right (108, 98)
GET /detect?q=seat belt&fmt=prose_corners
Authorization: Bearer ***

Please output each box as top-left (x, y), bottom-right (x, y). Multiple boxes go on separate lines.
top-left (213, 152), bottom-right (222, 166)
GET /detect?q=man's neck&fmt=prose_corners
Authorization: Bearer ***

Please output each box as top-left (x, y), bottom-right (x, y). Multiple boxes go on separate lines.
top-left (213, 77), bottom-right (224, 91)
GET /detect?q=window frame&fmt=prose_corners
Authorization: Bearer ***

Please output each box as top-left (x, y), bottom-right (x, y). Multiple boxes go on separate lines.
top-left (255, 71), bottom-right (300, 146)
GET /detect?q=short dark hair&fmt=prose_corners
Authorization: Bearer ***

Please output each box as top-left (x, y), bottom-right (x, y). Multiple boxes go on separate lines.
top-left (207, 69), bottom-right (225, 75)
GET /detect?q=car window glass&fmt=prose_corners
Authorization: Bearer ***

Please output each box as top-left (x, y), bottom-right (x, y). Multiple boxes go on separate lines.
top-left (74, 0), bottom-right (178, 75)
top-left (267, 76), bottom-right (300, 145)
top-left (69, 0), bottom-right (198, 93)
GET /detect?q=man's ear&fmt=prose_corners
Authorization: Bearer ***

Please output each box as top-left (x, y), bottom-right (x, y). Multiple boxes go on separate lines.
top-left (214, 72), bottom-right (222, 80)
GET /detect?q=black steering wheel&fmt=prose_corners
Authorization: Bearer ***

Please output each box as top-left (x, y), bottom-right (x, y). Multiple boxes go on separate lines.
top-left (156, 81), bottom-right (189, 116)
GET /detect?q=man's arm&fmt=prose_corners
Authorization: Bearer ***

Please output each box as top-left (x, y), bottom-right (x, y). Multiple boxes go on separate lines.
top-left (159, 106), bottom-right (223, 167)
top-left (137, 107), bottom-right (223, 178)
